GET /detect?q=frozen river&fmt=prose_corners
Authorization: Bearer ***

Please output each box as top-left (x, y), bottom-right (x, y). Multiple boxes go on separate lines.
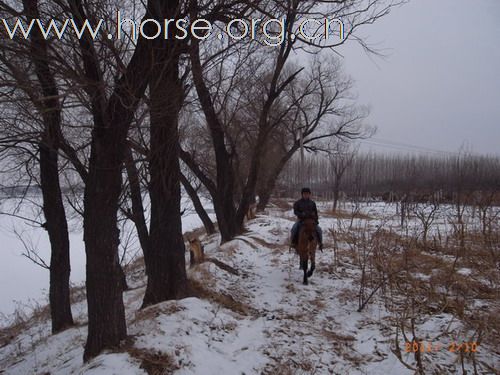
top-left (0, 196), bottom-right (213, 324)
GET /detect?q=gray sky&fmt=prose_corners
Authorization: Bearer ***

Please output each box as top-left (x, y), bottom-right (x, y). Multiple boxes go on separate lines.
top-left (337, 0), bottom-right (500, 155)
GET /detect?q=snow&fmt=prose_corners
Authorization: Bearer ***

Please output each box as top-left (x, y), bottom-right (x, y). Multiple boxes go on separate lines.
top-left (0, 207), bottom-right (87, 322)
top-left (132, 298), bottom-right (268, 374)
top-left (456, 267), bottom-right (473, 276)
top-left (81, 353), bottom-right (147, 375)
top-left (1, 199), bottom-right (499, 374)
top-left (0, 195), bottom-right (216, 321)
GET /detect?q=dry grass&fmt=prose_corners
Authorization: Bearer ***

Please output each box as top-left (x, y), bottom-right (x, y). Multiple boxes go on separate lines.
top-left (262, 360), bottom-right (317, 375)
top-left (126, 345), bottom-right (177, 375)
top-left (0, 301), bottom-right (56, 365)
top-left (247, 235), bottom-right (285, 249)
top-left (262, 350), bottom-right (318, 375)
top-left (321, 328), bottom-right (355, 343)
top-left (375, 231), bottom-right (498, 350)
top-left (131, 302), bottom-right (186, 325)
top-left (188, 279), bottom-right (258, 317)
top-left (336, 287), bottom-right (357, 305)
top-left (328, 207), bottom-right (500, 363)
top-left (285, 282), bottom-right (297, 294)
top-left (0, 301), bottom-right (51, 348)
top-left (271, 310), bottom-right (308, 322)
top-left (323, 209), bottom-right (372, 220)
top-left (0, 325), bottom-right (17, 350)
top-left (310, 296), bottom-right (327, 310)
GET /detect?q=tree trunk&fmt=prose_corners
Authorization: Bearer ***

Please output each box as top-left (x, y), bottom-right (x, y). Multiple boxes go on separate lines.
top-left (180, 173), bottom-right (215, 235)
top-left (189, 35), bottom-right (240, 243)
top-left (256, 189), bottom-right (271, 212)
top-left (119, 263), bottom-right (129, 291)
top-left (142, 35), bottom-right (188, 307)
top-left (178, 149), bottom-right (238, 241)
top-left (40, 143), bottom-right (74, 333)
top-left (83, 131), bottom-right (127, 361)
top-left (23, 0), bottom-right (74, 334)
top-left (65, 0), bottom-right (154, 361)
top-left (257, 144), bottom-right (299, 211)
top-left (332, 179), bottom-right (341, 212)
top-left (214, 195), bottom-right (240, 242)
top-left (124, 146), bottom-right (151, 263)
top-left (235, 136), bottom-right (266, 228)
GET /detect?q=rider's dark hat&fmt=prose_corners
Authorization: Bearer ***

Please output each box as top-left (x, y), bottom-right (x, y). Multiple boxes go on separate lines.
top-left (301, 187), bottom-right (311, 194)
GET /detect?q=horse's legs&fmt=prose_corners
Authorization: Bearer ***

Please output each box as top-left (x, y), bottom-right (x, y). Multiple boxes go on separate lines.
top-left (306, 261), bottom-right (315, 278)
top-left (302, 259), bottom-right (308, 284)
top-left (300, 259), bottom-right (308, 271)
top-left (306, 247), bottom-right (316, 278)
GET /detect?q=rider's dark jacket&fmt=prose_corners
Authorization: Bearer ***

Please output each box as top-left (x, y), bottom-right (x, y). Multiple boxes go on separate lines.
top-left (293, 198), bottom-right (319, 222)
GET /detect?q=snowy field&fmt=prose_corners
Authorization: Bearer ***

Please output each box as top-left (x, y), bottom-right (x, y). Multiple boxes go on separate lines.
top-left (0, 199), bottom-right (499, 374)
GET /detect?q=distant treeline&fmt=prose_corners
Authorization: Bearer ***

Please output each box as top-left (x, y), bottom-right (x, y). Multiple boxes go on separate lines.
top-left (0, 185), bottom-right (41, 198)
top-left (278, 153), bottom-right (500, 202)
top-left (0, 185), bottom-right (83, 199)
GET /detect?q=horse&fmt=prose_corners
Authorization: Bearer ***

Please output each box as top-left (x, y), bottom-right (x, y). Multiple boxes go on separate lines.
top-left (297, 218), bottom-right (317, 285)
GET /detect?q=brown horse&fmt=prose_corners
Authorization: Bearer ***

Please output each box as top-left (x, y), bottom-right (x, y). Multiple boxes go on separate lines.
top-left (297, 218), bottom-right (317, 285)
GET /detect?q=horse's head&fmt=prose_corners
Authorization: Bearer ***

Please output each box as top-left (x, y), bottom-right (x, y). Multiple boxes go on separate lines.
top-left (302, 218), bottom-right (316, 234)
top-left (302, 219), bottom-right (316, 239)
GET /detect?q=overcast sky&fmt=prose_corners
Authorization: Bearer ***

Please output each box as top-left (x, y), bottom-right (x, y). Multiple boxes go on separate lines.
top-left (336, 0), bottom-right (500, 155)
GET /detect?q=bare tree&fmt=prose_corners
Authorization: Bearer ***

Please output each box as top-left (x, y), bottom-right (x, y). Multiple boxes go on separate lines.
top-left (413, 200), bottom-right (439, 248)
top-left (0, 0), bottom-right (77, 333)
top-left (180, 172), bottom-right (215, 235)
top-left (256, 58), bottom-right (370, 210)
top-left (329, 140), bottom-right (358, 212)
top-left (185, 0), bottom-right (397, 240)
top-left (53, 0), bottom-right (155, 360)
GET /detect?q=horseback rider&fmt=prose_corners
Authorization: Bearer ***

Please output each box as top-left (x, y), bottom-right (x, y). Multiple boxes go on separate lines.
top-left (291, 187), bottom-right (323, 250)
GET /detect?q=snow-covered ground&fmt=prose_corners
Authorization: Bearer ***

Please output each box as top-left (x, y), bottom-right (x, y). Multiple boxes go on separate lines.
top-left (1, 200), bottom-right (498, 374)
